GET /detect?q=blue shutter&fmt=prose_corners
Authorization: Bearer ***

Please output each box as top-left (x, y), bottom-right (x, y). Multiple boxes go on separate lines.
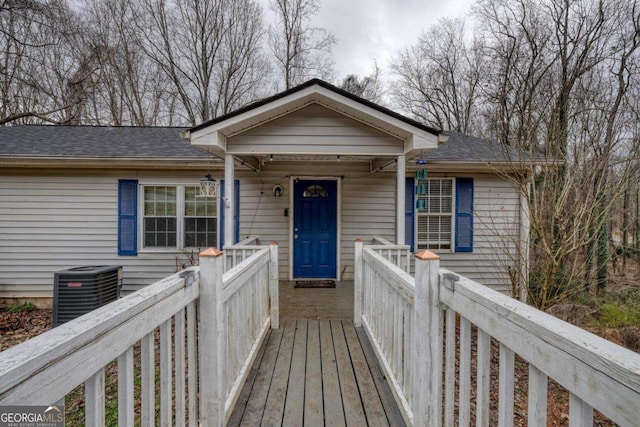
top-left (118, 179), bottom-right (138, 256)
top-left (405, 177), bottom-right (415, 251)
top-left (220, 180), bottom-right (240, 247)
top-left (455, 178), bottom-right (474, 252)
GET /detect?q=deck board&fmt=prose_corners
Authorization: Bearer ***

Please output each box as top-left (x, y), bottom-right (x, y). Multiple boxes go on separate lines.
top-left (282, 320), bottom-right (308, 425)
top-left (331, 320), bottom-right (367, 426)
top-left (319, 320), bottom-right (346, 427)
top-left (261, 320), bottom-right (297, 426)
top-left (228, 320), bottom-right (406, 427)
top-left (237, 327), bottom-right (284, 427)
top-left (304, 320), bottom-right (324, 427)
top-left (343, 322), bottom-right (389, 427)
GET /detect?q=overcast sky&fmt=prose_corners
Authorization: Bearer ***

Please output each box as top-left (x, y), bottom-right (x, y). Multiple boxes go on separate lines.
top-left (260, 0), bottom-right (472, 80)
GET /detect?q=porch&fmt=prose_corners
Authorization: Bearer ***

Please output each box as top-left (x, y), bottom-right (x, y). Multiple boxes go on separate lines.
top-left (1, 238), bottom-right (639, 426)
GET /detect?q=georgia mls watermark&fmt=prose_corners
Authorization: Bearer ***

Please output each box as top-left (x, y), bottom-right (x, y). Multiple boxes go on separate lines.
top-left (0, 405), bottom-right (64, 427)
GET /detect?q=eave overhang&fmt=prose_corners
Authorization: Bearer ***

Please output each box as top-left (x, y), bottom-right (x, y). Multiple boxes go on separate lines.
top-left (0, 156), bottom-right (224, 171)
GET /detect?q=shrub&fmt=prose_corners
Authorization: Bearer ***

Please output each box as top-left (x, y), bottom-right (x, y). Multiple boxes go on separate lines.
top-left (599, 303), bottom-right (640, 328)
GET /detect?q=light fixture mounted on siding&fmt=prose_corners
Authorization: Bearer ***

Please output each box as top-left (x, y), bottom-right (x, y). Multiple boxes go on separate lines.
top-left (199, 173), bottom-right (217, 197)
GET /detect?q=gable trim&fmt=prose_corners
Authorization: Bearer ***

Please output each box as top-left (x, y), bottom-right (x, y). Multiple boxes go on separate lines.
top-left (190, 79), bottom-right (439, 136)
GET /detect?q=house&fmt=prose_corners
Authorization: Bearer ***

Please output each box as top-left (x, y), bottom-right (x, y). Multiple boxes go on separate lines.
top-left (0, 79), bottom-right (530, 306)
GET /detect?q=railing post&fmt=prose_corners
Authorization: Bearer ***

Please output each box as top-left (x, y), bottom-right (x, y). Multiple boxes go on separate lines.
top-left (198, 248), bottom-right (225, 427)
top-left (412, 250), bottom-right (442, 426)
top-left (354, 239), bottom-right (364, 327)
top-left (269, 241), bottom-right (280, 329)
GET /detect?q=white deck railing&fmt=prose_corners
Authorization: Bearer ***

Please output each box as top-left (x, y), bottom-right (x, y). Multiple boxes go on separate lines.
top-left (0, 242), bottom-right (279, 427)
top-left (224, 235), bottom-right (267, 269)
top-left (354, 241), bottom-right (640, 427)
top-left (199, 243), bottom-right (279, 425)
top-left (369, 235), bottom-right (411, 273)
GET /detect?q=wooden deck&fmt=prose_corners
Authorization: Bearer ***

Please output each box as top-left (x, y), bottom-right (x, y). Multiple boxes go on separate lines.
top-left (228, 319), bottom-right (406, 426)
top-left (279, 280), bottom-right (354, 321)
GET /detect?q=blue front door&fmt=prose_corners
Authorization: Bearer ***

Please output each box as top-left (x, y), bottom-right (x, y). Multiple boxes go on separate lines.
top-left (293, 179), bottom-right (337, 278)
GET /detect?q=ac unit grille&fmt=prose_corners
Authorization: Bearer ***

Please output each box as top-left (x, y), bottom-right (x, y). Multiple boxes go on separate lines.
top-left (53, 266), bottom-right (122, 326)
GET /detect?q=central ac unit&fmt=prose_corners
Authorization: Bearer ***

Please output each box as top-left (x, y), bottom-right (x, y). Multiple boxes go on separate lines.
top-left (53, 265), bottom-right (122, 326)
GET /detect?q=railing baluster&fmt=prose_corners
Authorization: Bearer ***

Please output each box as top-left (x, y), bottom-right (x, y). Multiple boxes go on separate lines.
top-left (459, 317), bottom-right (471, 426)
top-left (141, 331), bottom-right (155, 427)
top-left (404, 304), bottom-right (412, 408)
top-left (175, 309), bottom-right (186, 427)
top-left (393, 296), bottom-right (400, 391)
top-left (187, 301), bottom-right (197, 425)
top-left (354, 239), bottom-right (363, 327)
top-left (269, 242), bottom-right (280, 329)
top-left (498, 343), bottom-right (515, 427)
top-left (118, 346), bottom-right (134, 427)
top-left (528, 365), bottom-right (548, 427)
top-left (85, 368), bottom-right (105, 427)
top-left (160, 319), bottom-right (172, 427)
top-left (569, 392), bottom-right (593, 427)
top-left (444, 308), bottom-right (456, 427)
top-left (477, 328), bottom-right (491, 427)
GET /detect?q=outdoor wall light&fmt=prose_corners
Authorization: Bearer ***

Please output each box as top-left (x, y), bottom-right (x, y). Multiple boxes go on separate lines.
top-left (273, 184), bottom-right (283, 197)
top-left (199, 173), bottom-right (217, 197)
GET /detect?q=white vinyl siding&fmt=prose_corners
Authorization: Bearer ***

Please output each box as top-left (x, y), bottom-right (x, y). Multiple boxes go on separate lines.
top-left (436, 175), bottom-right (520, 293)
top-left (0, 169), bottom-right (520, 301)
top-left (227, 104), bottom-right (404, 156)
top-left (0, 171), bottom-right (213, 300)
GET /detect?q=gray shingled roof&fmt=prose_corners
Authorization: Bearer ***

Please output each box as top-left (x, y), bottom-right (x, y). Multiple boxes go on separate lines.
top-left (0, 125), bottom-right (526, 163)
top-left (0, 125), bottom-right (209, 159)
top-left (423, 131), bottom-right (526, 163)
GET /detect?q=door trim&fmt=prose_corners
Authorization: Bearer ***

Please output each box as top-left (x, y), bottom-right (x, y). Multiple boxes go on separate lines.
top-left (289, 176), bottom-right (341, 280)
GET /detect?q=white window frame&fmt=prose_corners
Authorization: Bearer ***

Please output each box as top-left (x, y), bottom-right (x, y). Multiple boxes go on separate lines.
top-left (139, 184), bottom-right (218, 252)
top-left (415, 177), bottom-right (456, 252)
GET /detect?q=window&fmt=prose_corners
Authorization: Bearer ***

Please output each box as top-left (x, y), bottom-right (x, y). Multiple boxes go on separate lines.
top-left (184, 186), bottom-right (217, 247)
top-left (303, 185), bottom-right (328, 197)
top-left (409, 177), bottom-right (474, 252)
top-left (142, 185), bottom-right (217, 249)
top-left (416, 179), bottom-right (453, 250)
top-left (143, 186), bottom-right (177, 247)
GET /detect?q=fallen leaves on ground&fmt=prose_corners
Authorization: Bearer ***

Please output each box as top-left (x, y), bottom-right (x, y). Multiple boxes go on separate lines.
top-left (0, 309), bottom-right (52, 351)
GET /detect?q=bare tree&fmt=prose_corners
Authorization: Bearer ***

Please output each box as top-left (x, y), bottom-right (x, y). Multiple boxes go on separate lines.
top-left (388, 0), bottom-right (640, 307)
top-left (76, 0), bottom-right (179, 125)
top-left (0, 0), bottom-right (80, 125)
top-left (135, 0), bottom-right (270, 125)
top-left (339, 62), bottom-right (384, 103)
top-left (268, 0), bottom-right (336, 89)
top-left (472, 0), bottom-right (640, 306)
top-left (390, 18), bottom-right (485, 134)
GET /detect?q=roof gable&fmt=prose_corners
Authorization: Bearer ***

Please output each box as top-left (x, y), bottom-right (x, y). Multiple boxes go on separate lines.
top-left (188, 79), bottom-right (442, 157)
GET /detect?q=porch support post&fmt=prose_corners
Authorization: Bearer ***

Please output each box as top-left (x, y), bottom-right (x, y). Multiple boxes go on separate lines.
top-left (224, 154), bottom-right (235, 248)
top-left (396, 154), bottom-right (406, 244)
top-left (198, 248), bottom-right (225, 427)
top-left (412, 250), bottom-right (442, 426)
